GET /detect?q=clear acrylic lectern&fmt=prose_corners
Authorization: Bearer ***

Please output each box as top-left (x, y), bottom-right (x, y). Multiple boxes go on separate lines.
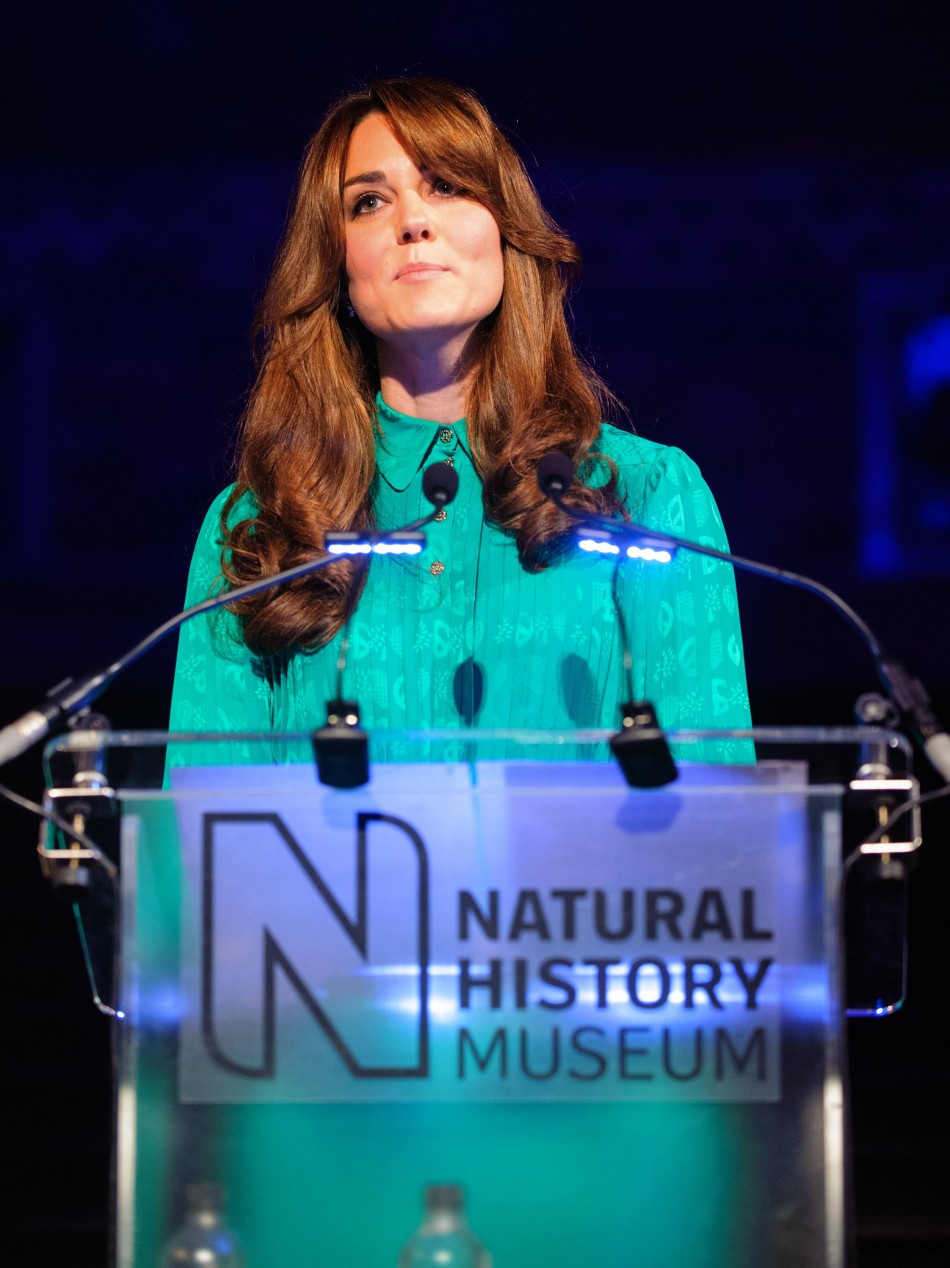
top-left (42, 725), bottom-right (919, 1268)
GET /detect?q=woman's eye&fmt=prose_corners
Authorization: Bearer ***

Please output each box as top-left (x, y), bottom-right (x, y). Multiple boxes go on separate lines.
top-left (351, 192), bottom-right (382, 216)
top-left (432, 178), bottom-right (460, 197)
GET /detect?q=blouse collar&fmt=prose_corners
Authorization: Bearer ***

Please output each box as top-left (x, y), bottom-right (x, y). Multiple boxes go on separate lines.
top-left (375, 392), bottom-right (468, 492)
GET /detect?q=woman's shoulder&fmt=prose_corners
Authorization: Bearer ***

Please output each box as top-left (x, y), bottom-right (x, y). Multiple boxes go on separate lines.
top-left (594, 423), bottom-right (706, 492)
top-left (593, 424), bottom-right (729, 539)
top-left (182, 484), bottom-right (261, 610)
top-left (194, 483), bottom-right (258, 543)
top-left (185, 485), bottom-right (257, 589)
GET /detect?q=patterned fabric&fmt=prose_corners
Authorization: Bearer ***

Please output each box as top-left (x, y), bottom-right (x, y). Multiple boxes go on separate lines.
top-left (168, 395), bottom-right (752, 764)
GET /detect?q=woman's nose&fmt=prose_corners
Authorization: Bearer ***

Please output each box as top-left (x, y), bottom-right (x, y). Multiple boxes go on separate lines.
top-left (398, 195), bottom-right (433, 242)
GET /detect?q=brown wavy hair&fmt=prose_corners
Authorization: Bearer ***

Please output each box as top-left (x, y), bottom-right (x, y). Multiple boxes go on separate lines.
top-left (223, 77), bottom-right (627, 655)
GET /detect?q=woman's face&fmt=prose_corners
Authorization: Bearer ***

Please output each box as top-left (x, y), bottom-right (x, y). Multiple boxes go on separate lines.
top-left (342, 113), bottom-right (504, 356)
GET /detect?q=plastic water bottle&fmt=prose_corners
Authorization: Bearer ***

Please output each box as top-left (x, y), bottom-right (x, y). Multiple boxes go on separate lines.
top-left (398, 1184), bottom-right (491, 1268)
top-left (162, 1182), bottom-right (247, 1266)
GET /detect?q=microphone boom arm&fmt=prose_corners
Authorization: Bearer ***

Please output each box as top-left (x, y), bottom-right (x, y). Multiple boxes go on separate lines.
top-left (0, 499), bottom-right (449, 767)
top-left (562, 507), bottom-right (949, 782)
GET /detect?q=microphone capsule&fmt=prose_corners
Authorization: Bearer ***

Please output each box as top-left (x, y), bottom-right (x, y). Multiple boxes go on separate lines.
top-left (422, 463), bottom-right (460, 508)
top-left (536, 452), bottom-right (575, 498)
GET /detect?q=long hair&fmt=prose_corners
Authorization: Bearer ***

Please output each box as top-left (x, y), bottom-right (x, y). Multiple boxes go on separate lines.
top-left (223, 77), bottom-right (627, 655)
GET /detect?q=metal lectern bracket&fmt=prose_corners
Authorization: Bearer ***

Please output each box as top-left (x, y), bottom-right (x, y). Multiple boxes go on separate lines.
top-left (847, 776), bottom-right (922, 857)
top-left (844, 766), bottom-right (921, 1018)
top-left (41, 715), bottom-right (123, 1018)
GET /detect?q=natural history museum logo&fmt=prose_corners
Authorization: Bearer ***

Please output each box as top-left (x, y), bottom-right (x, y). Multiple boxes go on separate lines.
top-left (171, 765), bottom-right (787, 1105)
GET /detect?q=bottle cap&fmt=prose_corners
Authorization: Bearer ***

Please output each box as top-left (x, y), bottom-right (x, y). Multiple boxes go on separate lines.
top-left (185, 1182), bottom-right (224, 1212)
top-left (425, 1184), bottom-right (464, 1212)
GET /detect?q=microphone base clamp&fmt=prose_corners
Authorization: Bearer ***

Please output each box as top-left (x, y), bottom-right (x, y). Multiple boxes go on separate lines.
top-left (312, 699), bottom-right (370, 788)
top-left (609, 701), bottom-right (679, 788)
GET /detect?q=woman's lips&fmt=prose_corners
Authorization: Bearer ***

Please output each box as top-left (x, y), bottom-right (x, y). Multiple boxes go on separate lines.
top-left (395, 262), bottom-right (449, 281)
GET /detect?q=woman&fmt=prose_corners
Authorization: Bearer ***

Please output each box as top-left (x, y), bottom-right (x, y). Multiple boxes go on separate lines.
top-left (169, 77), bottom-right (751, 762)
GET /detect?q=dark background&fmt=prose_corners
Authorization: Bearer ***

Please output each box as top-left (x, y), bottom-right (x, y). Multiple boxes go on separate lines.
top-left (2, 3), bottom-right (949, 1264)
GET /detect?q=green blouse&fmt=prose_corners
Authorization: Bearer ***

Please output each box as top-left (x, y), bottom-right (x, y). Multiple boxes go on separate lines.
top-left (169, 396), bottom-right (752, 764)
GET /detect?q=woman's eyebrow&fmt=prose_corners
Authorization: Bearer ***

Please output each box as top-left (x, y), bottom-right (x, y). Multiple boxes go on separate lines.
top-left (343, 170), bottom-right (386, 189)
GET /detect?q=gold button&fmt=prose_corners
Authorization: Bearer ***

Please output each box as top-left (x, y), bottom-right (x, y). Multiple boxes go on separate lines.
top-left (434, 508), bottom-right (447, 522)
top-left (439, 427), bottom-right (454, 444)
top-left (429, 560), bottom-right (444, 576)
top-left (442, 455), bottom-right (455, 466)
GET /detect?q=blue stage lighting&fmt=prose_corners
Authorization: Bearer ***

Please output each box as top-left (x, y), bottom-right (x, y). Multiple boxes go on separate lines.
top-left (578, 528), bottom-right (674, 563)
top-left (325, 531), bottom-right (425, 556)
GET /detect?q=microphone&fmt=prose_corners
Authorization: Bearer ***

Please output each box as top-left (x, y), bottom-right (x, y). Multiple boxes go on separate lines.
top-left (422, 462), bottom-right (459, 508)
top-left (314, 461), bottom-right (461, 788)
top-left (535, 450), bottom-right (950, 785)
top-left (536, 452), bottom-right (574, 501)
top-left (0, 463), bottom-right (459, 769)
top-left (534, 452), bottom-right (675, 785)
